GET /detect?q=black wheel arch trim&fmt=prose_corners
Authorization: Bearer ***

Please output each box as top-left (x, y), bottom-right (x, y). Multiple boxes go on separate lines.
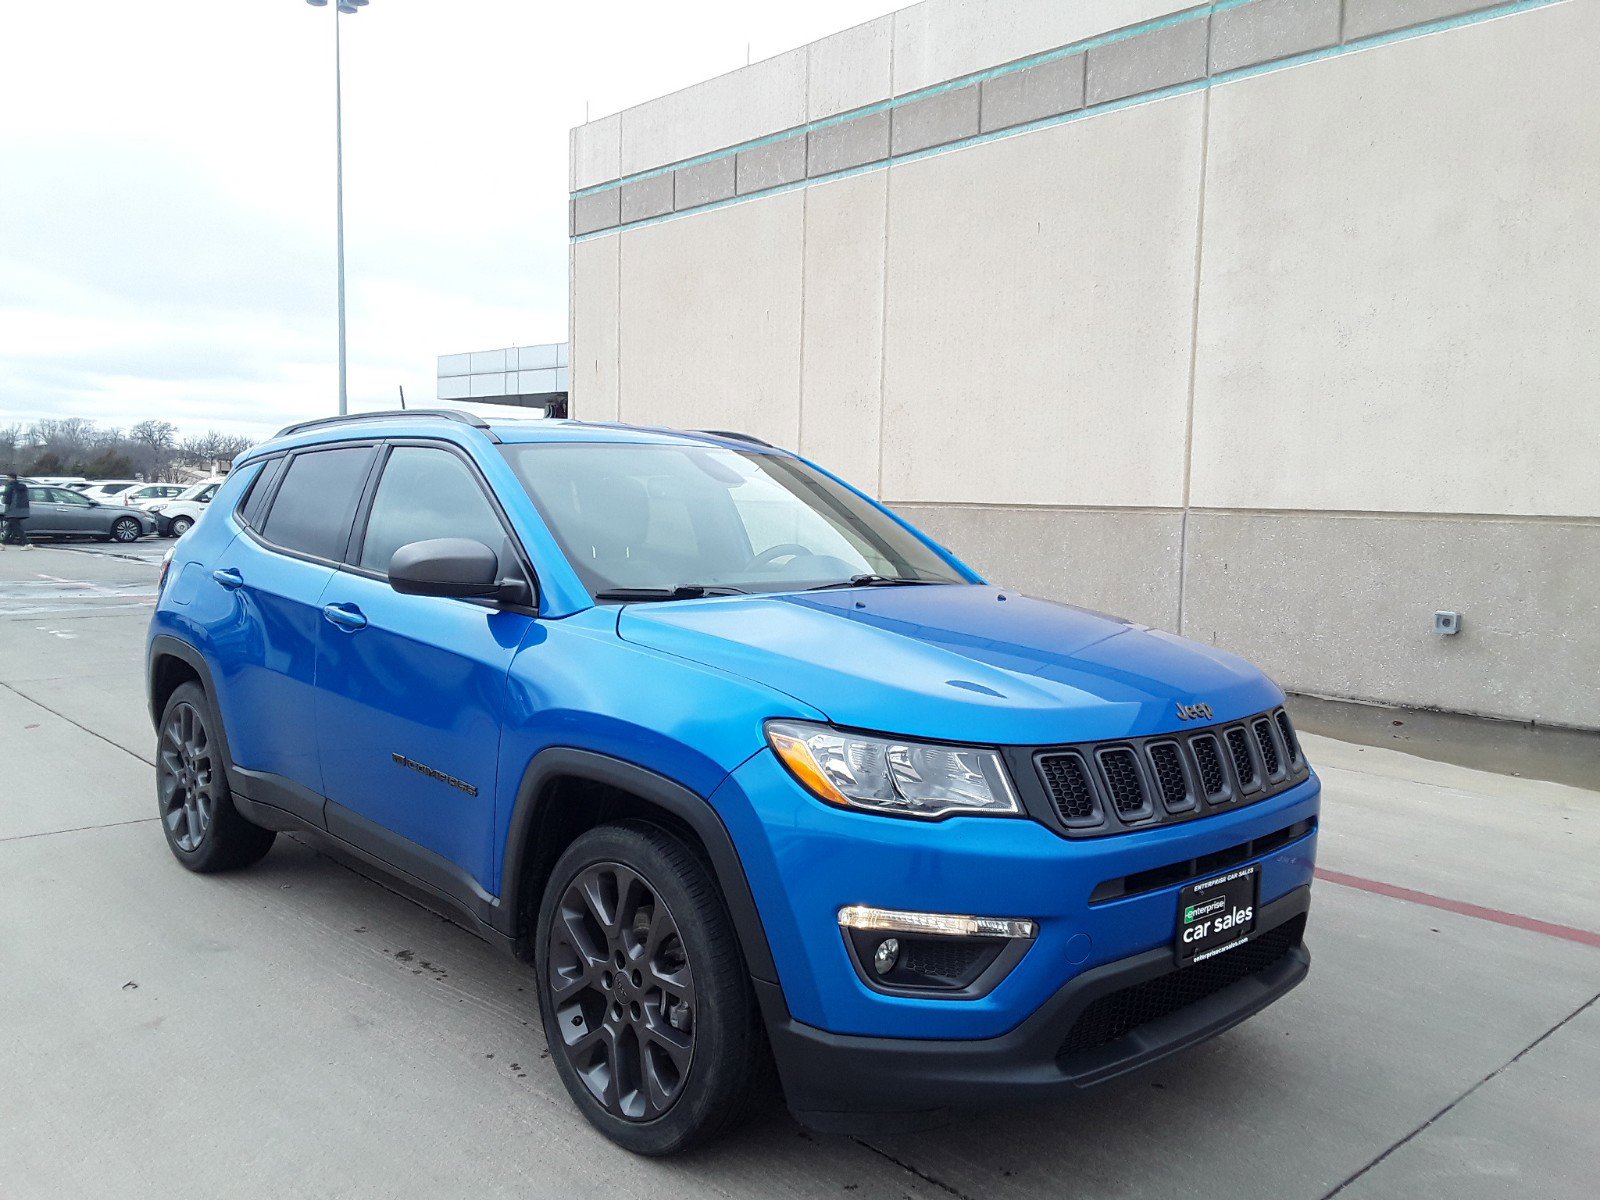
top-left (498, 747), bottom-right (779, 985)
top-left (146, 642), bottom-right (779, 987)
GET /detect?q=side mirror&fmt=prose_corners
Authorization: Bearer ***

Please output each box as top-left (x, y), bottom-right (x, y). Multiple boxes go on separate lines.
top-left (388, 537), bottom-right (532, 606)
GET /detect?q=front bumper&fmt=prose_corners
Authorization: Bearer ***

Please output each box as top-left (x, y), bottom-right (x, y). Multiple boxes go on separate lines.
top-left (765, 886), bottom-right (1311, 1133)
top-left (712, 750), bottom-right (1320, 1040)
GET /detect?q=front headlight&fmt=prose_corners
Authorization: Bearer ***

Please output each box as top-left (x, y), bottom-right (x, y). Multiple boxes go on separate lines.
top-left (765, 720), bottom-right (1021, 819)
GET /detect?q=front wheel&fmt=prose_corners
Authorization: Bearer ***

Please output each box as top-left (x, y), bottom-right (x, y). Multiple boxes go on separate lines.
top-left (169, 515), bottom-right (194, 537)
top-left (111, 516), bottom-right (142, 543)
top-left (534, 823), bottom-right (769, 1155)
top-left (156, 682), bottom-right (275, 872)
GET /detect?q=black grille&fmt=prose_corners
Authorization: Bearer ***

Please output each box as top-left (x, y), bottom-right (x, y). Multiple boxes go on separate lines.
top-left (899, 939), bottom-right (988, 982)
top-left (1148, 743), bottom-right (1190, 812)
top-left (1253, 718), bottom-right (1282, 777)
top-left (1027, 707), bottom-right (1308, 838)
top-left (1039, 752), bottom-right (1098, 823)
top-left (1225, 727), bottom-right (1258, 789)
top-left (1193, 735), bottom-right (1226, 798)
top-left (1099, 748), bottom-right (1148, 818)
top-left (1276, 710), bottom-right (1301, 765)
top-left (1058, 916), bottom-right (1306, 1059)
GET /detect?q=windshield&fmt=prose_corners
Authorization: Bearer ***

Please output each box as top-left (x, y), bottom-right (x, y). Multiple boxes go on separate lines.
top-left (501, 442), bottom-right (969, 598)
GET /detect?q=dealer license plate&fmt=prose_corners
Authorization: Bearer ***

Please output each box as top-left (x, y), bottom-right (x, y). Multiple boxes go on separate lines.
top-left (1176, 864), bottom-right (1259, 965)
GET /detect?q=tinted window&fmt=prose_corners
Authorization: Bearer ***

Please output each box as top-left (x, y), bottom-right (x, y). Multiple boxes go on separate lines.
top-left (49, 488), bottom-right (92, 506)
top-left (259, 447), bottom-right (372, 560)
top-left (237, 457), bottom-right (284, 530)
top-left (358, 446), bottom-right (507, 574)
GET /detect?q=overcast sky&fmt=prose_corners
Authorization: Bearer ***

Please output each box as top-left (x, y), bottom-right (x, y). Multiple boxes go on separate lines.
top-left (0, 0), bottom-right (900, 442)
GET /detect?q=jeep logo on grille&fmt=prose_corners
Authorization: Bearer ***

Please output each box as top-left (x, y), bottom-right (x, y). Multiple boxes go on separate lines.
top-left (1176, 702), bottom-right (1214, 722)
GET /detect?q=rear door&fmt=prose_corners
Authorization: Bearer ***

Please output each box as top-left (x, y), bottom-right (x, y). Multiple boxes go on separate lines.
top-left (214, 445), bottom-right (375, 813)
top-left (24, 488), bottom-right (64, 533)
top-left (313, 441), bottom-right (534, 893)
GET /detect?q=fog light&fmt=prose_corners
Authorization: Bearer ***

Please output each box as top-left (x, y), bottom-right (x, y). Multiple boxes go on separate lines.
top-left (872, 937), bottom-right (900, 975)
top-left (839, 905), bottom-right (1038, 997)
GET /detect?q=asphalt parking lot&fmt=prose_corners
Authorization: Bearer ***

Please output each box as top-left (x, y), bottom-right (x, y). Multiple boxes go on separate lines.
top-left (1, 543), bottom-right (1595, 1200)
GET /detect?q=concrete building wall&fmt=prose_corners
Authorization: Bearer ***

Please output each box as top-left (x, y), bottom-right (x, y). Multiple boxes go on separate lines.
top-left (568, 0), bottom-right (1600, 731)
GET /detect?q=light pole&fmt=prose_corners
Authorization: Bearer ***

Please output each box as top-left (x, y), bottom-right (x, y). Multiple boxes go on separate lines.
top-left (305, 0), bottom-right (371, 416)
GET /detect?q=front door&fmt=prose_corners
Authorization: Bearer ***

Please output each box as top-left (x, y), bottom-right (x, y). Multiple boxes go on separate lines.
top-left (314, 442), bottom-right (534, 896)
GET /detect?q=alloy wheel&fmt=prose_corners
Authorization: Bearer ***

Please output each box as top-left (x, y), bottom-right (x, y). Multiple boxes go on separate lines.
top-left (547, 862), bottom-right (696, 1121)
top-left (158, 702), bottom-right (216, 852)
top-left (113, 518), bottom-right (139, 542)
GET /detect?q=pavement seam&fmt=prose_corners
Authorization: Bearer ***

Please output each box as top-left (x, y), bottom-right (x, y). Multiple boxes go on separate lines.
top-left (1318, 990), bottom-right (1600, 1199)
top-left (0, 678), bottom-right (155, 767)
top-left (0, 815), bottom-right (159, 844)
top-left (851, 1138), bottom-right (980, 1200)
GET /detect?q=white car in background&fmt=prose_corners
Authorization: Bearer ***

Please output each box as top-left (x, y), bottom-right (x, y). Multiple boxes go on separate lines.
top-left (121, 483), bottom-right (186, 508)
top-left (148, 478), bottom-right (224, 536)
top-left (77, 480), bottom-right (143, 503)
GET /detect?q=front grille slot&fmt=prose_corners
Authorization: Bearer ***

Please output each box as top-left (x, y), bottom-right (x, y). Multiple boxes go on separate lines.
top-left (1097, 748), bottom-right (1151, 820)
top-left (1253, 718), bottom-right (1283, 778)
top-left (1088, 817), bottom-right (1317, 904)
top-left (1058, 915), bottom-right (1306, 1060)
top-left (1148, 742), bottom-right (1193, 813)
top-left (1276, 710), bottom-right (1301, 766)
top-left (1038, 751), bottom-right (1100, 825)
top-left (1225, 727), bottom-right (1259, 790)
top-left (1192, 734), bottom-right (1228, 800)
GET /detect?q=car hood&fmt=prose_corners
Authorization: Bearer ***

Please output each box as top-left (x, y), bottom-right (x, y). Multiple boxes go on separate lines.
top-left (616, 585), bottom-right (1282, 745)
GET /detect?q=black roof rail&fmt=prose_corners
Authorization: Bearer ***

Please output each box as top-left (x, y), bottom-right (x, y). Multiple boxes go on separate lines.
top-left (699, 429), bottom-right (772, 447)
top-left (275, 409), bottom-right (501, 443)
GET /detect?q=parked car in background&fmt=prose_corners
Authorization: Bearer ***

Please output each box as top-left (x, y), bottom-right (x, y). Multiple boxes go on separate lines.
top-left (24, 486), bottom-right (159, 543)
top-left (122, 483), bottom-right (186, 508)
top-left (147, 478), bottom-right (224, 537)
top-left (78, 480), bottom-right (143, 503)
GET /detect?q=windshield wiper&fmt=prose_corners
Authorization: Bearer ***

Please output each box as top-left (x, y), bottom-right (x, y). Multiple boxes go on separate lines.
top-left (804, 574), bottom-right (942, 592)
top-left (593, 585), bottom-right (747, 602)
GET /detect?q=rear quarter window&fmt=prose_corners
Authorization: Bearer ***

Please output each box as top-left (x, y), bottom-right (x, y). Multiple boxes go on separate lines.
top-left (236, 457), bottom-right (285, 530)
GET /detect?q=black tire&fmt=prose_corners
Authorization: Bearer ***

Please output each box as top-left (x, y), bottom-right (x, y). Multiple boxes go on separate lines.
top-left (156, 682), bottom-right (275, 872)
top-left (534, 823), bottom-right (769, 1155)
top-left (111, 516), bottom-right (141, 543)
top-left (169, 515), bottom-right (194, 536)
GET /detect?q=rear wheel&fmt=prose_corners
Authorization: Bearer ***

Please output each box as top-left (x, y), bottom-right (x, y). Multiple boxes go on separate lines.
top-left (169, 515), bottom-right (194, 536)
top-left (156, 682), bottom-right (275, 872)
top-left (535, 823), bottom-right (768, 1155)
top-left (111, 516), bottom-right (142, 543)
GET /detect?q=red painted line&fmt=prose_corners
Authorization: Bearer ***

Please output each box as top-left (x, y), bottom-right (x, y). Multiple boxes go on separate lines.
top-left (1315, 868), bottom-right (1600, 950)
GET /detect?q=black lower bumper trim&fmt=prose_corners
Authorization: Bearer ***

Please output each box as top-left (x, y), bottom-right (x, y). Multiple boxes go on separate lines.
top-left (765, 886), bottom-right (1312, 1132)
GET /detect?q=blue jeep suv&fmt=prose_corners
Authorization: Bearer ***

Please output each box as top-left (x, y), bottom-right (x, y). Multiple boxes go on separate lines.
top-left (146, 409), bottom-right (1319, 1154)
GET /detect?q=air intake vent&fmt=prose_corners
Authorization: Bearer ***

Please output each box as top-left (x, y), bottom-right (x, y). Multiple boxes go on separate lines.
top-left (1098, 748), bottom-right (1150, 819)
top-left (1224, 727), bottom-right (1258, 790)
top-left (1148, 743), bottom-right (1192, 812)
top-left (1038, 752), bottom-right (1099, 825)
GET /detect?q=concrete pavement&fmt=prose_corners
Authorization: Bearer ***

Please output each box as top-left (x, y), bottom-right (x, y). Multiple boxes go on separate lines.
top-left (1, 542), bottom-right (1595, 1198)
